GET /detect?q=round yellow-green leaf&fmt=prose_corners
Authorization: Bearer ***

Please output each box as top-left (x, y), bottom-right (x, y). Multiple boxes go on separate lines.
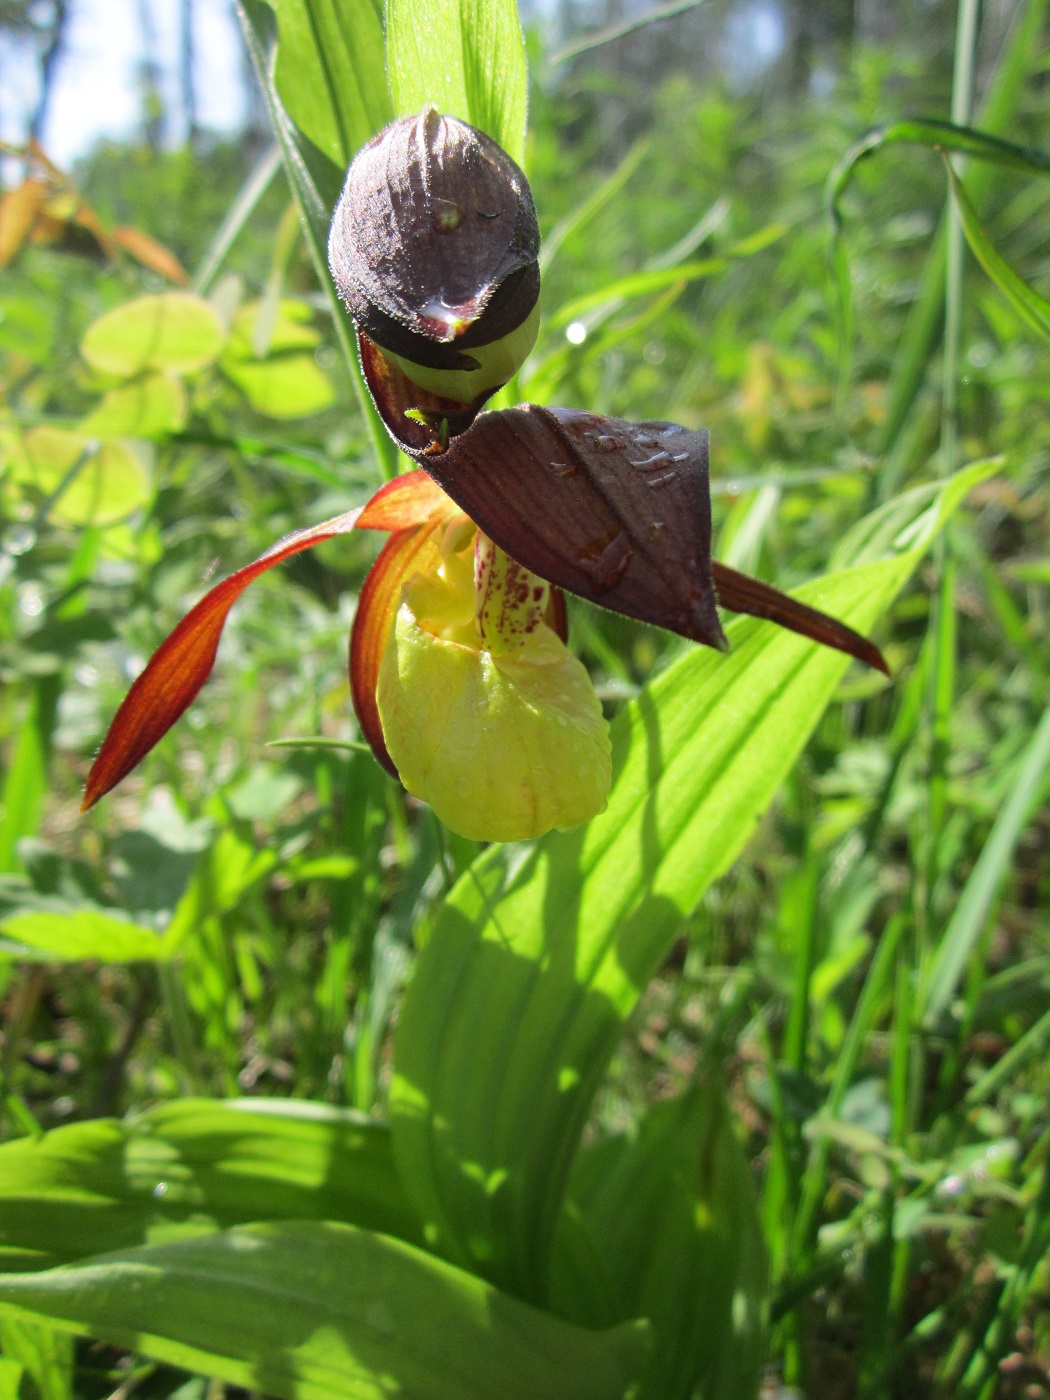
top-left (82, 293), bottom-right (224, 377)
top-left (378, 608), bottom-right (611, 842)
top-left (79, 373), bottom-right (187, 438)
top-left (225, 298), bottom-right (322, 359)
top-left (222, 354), bottom-right (335, 419)
top-left (24, 426), bottom-right (151, 525)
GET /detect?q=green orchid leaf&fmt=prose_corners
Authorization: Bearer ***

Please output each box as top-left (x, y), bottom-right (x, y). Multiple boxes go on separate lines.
top-left (553, 1078), bottom-right (767, 1400)
top-left (236, 0), bottom-right (399, 479)
top-left (0, 1098), bottom-right (423, 1272)
top-left (0, 1223), bottom-right (650, 1400)
top-left (386, 0), bottom-right (528, 165)
top-left (389, 459), bottom-right (998, 1301)
top-left (270, 0), bottom-right (391, 168)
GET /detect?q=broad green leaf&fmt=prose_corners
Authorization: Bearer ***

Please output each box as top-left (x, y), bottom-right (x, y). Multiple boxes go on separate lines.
top-left (0, 909), bottom-right (167, 963)
top-left (0, 1223), bottom-right (649, 1400)
top-left (78, 373), bottom-right (187, 438)
top-left (270, 0), bottom-right (391, 167)
top-left (387, 0), bottom-right (528, 164)
top-left (390, 460), bottom-right (998, 1301)
top-left (221, 354), bottom-right (335, 418)
top-left (81, 293), bottom-right (225, 377)
top-left (0, 1099), bottom-right (422, 1272)
top-left (22, 427), bottom-right (151, 525)
top-left (946, 164), bottom-right (1050, 340)
top-left (554, 1079), bottom-right (767, 1400)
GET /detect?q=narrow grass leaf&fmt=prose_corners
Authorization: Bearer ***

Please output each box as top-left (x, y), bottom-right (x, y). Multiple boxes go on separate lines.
top-left (924, 701), bottom-right (1050, 1027)
top-left (946, 164), bottom-right (1050, 339)
top-left (0, 1223), bottom-right (650, 1400)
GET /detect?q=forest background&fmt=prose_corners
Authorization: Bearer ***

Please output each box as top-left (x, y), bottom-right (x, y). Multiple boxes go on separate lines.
top-left (1, 0), bottom-right (1049, 1397)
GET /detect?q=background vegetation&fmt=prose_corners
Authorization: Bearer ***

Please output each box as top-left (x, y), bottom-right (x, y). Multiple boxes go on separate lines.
top-left (1, 0), bottom-right (1049, 1397)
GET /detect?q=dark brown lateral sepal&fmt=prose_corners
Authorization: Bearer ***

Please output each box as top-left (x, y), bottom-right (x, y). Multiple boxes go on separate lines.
top-left (711, 561), bottom-right (889, 675)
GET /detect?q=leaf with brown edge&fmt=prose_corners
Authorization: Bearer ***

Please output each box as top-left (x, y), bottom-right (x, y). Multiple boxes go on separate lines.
top-left (415, 404), bottom-right (728, 650)
top-left (357, 468), bottom-right (461, 533)
top-left (711, 561), bottom-right (889, 675)
top-left (0, 179), bottom-right (48, 266)
top-left (112, 226), bottom-right (189, 286)
top-left (82, 509), bottom-right (364, 811)
top-left (350, 523), bottom-right (449, 777)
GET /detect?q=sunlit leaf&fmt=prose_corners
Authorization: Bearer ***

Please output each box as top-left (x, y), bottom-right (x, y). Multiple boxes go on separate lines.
top-left (22, 427), bottom-right (151, 525)
top-left (269, 0), bottom-right (392, 167)
top-left (0, 179), bottom-right (48, 266)
top-left (0, 1099), bottom-right (422, 1271)
top-left (0, 909), bottom-right (167, 964)
top-left (225, 298), bottom-right (321, 358)
top-left (109, 226), bottom-right (189, 285)
top-left (78, 373), bottom-right (187, 438)
top-left (386, 0), bottom-right (528, 164)
top-left (81, 292), bottom-right (225, 377)
top-left (221, 353), bottom-right (335, 418)
top-left (0, 1223), bottom-right (650, 1400)
top-left (389, 461), bottom-right (998, 1299)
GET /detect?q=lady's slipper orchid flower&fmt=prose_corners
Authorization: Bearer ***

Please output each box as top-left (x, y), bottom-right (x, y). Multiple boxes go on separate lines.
top-left (83, 109), bottom-right (888, 841)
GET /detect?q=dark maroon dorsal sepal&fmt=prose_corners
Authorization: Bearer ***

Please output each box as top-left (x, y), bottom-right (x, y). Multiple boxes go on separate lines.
top-left (412, 404), bottom-right (728, 650)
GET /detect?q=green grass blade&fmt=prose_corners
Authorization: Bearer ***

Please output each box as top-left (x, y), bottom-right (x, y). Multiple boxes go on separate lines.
top-left (386, 0), bottom-right (528, 164)
top-left (192, 144), bottom-right (282, 295)
top-left (923, 700), bottom-right (1050, 1027)
top-left (390, 462), bottom-right (996, 1302)
top-left (549, 0), bottom-right (709, 65)
top-left (546, 225), bottom-right (785, 328)
top-left (0, 1223), bottom-right (650, 1400)
top-left (946, 162), bottom-right (1050, 338)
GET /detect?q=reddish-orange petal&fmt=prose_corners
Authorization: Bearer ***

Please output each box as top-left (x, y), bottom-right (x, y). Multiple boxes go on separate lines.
top-left (356, 469), bottom-right (460, 533)
top-left (82, 508), bottom-right (364, 811)
top-left (349, 522), bottom-right (446, 775)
